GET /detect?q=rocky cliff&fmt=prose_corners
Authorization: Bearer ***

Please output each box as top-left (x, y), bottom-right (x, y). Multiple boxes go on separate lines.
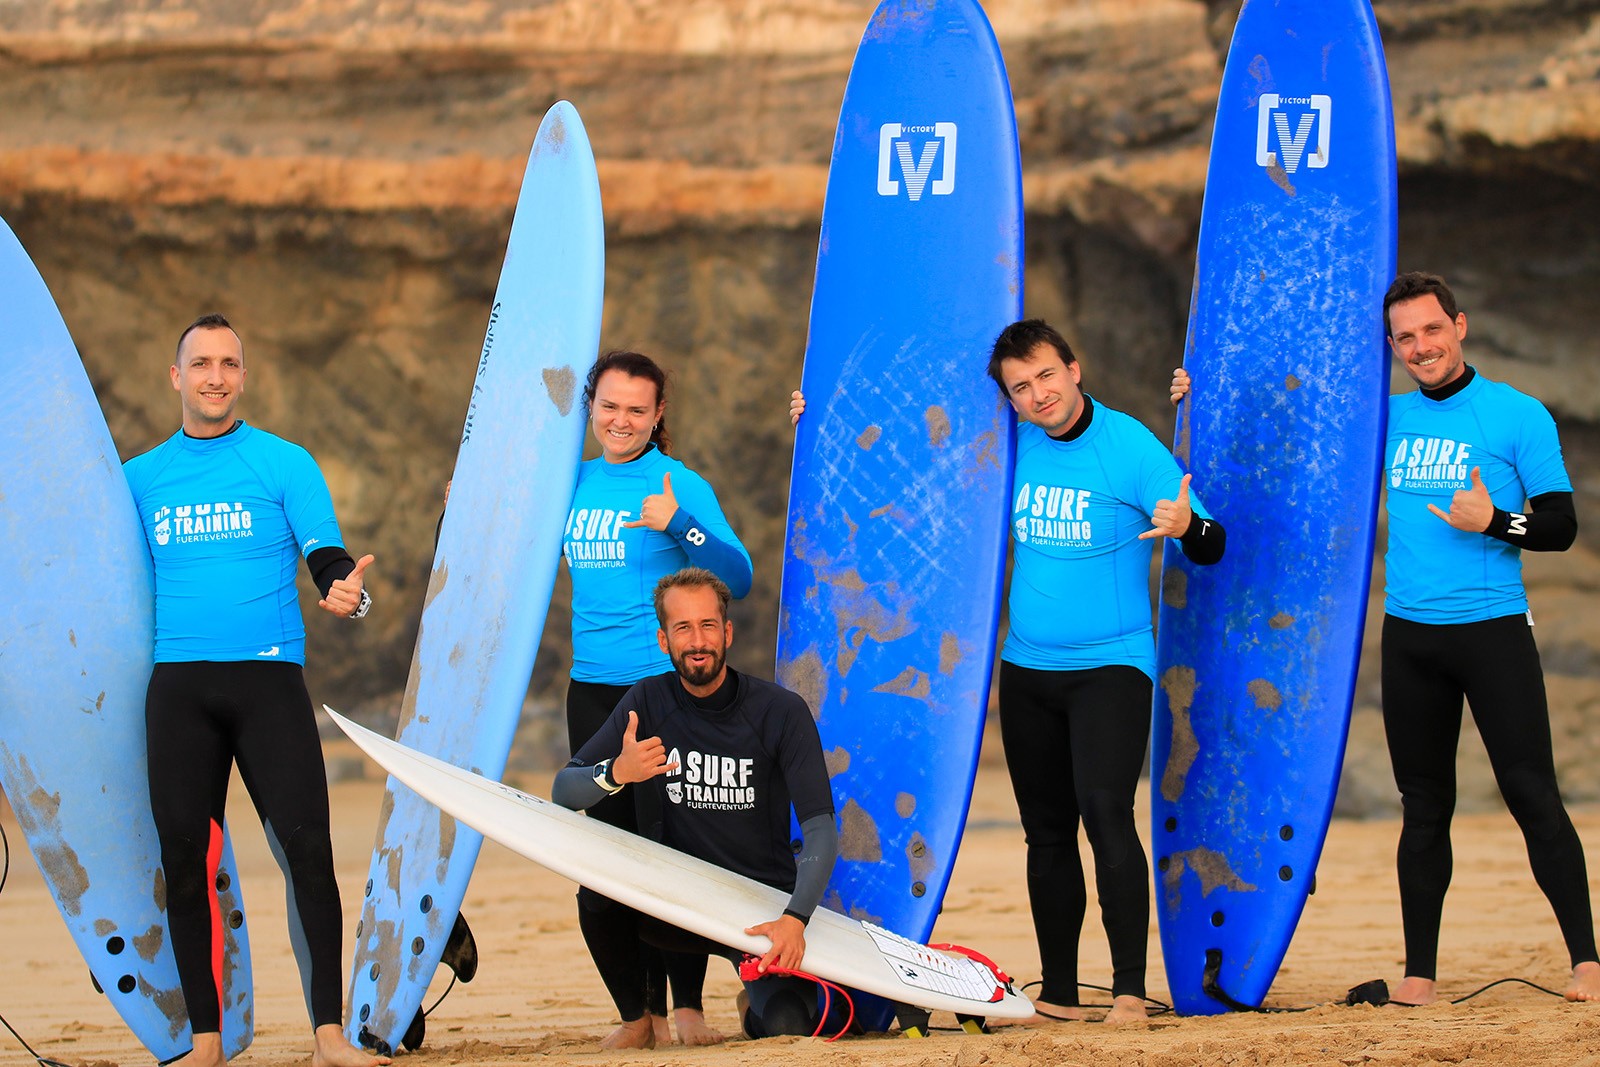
top-left (4, 0), bottom-right (1599, 811)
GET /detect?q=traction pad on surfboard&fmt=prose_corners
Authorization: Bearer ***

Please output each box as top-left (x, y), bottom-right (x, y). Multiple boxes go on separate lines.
top-left (862, 924), bottom-right (1010, 1004)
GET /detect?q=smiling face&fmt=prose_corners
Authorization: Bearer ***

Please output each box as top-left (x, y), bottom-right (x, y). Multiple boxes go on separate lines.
top-left (656, 583), bottom-right (733, 696)
top-left (170, 325), bottom-right (246, 438)
top-left (1388, 293), bottom-right (1468, 391)
top-left (590, 368), bottom-right (664, 463)
top-left (999, 342), bottom-right (1084, 436)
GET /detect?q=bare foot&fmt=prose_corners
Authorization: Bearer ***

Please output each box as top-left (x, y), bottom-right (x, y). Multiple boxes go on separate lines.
top-left (1102, 995), bottom-right (1149, 1026)
top-left (599, 1015), bottom-right (656, 1050)
top-left (1390, 976), bottom-right (1438, 1006)
top-left (674, 1007), bottom-right (726, 1045)
top-left (652, 1013), bottom-right (672, 1046)
top-left (312, 1025), bottom-right (390, 1067)
top-left (1567, 961), bottom-right (1600, 1002)
top-left (168, 1033), bottom-right (226, 1067)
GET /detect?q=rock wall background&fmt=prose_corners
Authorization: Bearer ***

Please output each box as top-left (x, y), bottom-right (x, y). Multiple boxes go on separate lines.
top-left (3, 0), bottom-right (1600, 813)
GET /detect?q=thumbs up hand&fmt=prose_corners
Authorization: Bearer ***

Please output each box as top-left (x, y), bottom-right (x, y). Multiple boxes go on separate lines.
top-left (612, 710), bottom-right (676, 784)
top-left (319, 554), bottom-right (374, 616)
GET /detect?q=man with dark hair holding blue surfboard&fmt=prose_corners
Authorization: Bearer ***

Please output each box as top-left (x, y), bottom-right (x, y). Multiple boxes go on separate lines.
top-left (553, 567), bottom-right (839, 1039)
top-left (1379, 272), bottom-right (1599, 1006)
top-left (985, 319), bottom-right (1226, 1026)
top-left (791, 323), bottom-right (1225, 1025)
top-left (125, 313), bottom-right (387, 1067)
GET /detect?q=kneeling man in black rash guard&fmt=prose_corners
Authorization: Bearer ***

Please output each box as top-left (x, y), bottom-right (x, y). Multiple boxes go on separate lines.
top-left (552, 567), bottom-right (839, 1039)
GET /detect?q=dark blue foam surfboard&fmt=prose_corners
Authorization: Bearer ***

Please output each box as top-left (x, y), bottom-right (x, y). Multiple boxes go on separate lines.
top-left (1151, 0), bottom-right (1397, 1015)
top-left (344, 101), bottom-right (604, 1054)
top-left (0, 217), bottom-right (255, 1059)
top-left (777, 0), bottom-right (1020, 1030)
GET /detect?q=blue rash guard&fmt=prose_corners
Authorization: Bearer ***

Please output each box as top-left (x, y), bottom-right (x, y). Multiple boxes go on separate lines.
top-left (1001, 400), bottom-right (1212, 680)
top-left (563, 444), bottom-right (753, 684)
top-left (1384, 371), bottom-right (1571, 625)
top-left (124, 421), bottom-right (345, 665)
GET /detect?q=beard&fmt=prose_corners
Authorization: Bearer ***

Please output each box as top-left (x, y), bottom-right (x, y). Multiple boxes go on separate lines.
top-left (671, 643), bottom-right (726, 688)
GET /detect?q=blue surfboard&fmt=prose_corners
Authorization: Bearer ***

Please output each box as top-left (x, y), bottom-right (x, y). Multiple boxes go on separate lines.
top-left (0, 217), bottom-right (255, 1059)
top-left (1151, 0), bottom-right (1397, 1015)
top-left (345, 101), bottom-right (605, 1054)
top-left (777, 0), bottom-right (1020, 1030)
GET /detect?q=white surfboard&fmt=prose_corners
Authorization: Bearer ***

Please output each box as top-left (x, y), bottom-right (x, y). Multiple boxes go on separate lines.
top-left (325, 708), bottom-right (1032, 1021)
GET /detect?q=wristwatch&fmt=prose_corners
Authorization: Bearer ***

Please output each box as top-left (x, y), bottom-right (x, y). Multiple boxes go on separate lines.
top-left (349, 587), bottom-right (372, 620)
top-left (592, 759), bottom-right (624, 794)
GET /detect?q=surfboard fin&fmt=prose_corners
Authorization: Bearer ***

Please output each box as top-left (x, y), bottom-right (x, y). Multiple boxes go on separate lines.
top-left (402, 1009), bottom-right (426, 1052)
top-left (356, 1027), bottom-right (392, 1058)
top-left (1201, 948), bottom-right (1261, 1012)
top-left (894, 1003), bottom-right (932, 1037)
top-left (439, 910), bottom-right (478, 983)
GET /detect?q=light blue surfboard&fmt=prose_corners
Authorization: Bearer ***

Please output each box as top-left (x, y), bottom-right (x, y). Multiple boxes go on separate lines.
top-left (345, 101), bottom-right (605, 1055)
top-left (0, 216), bottom-right (255, 1059)
top-left (777, 0), bottom-right (1021, 1031)
top-left (1152, 0), bottom-right (1397, 1014)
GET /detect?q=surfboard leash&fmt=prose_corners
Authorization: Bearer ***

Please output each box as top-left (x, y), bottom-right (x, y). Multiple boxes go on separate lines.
top-left (1347, 975), bottom-right (1566, 1007)
top-left (736, 956), bottom-right (855, 1041)
top-left (0, 822), bottom-right (75, 1067)
top-left (1013, 979), bottom-right (1173, 1020)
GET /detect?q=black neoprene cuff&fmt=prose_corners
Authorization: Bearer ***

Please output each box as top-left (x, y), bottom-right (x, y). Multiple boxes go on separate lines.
top-left (1483, 490), bottom-right (1577, 552)
top-left (307, 546), bottom-right (356, 598)
top-left (1178, 514), bottom-right (1226, 566)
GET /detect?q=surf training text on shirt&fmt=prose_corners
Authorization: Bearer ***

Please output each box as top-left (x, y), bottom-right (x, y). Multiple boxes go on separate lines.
top-left (565, 506), bottom-right (631, 568)
top-left (152, 502), bottom-right (254, 546)
top-left (664, 749), bottom-right (756, 810)
top-left (1389, 436), bottom-right (1472, 490)
top-left (1011, 482), bottom-right (1092, 547)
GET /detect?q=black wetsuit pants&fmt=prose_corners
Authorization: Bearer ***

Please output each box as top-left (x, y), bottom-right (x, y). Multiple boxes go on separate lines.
top-left (998, 662), bottom-right (1151, 1006)
top-left (145, 660), bottom-right (344, 1034)
top-left (1382, 613), bottom-right (1598, 979)
top-left (567, 679), bottom-right (707, 1021)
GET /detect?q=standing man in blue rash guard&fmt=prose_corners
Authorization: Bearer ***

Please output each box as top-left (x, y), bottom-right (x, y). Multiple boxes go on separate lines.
top-left (987, 319), bottom-right (1223, 1026)
top-left (124, 314), bottom-right (385, 1067)
top-left (789, 319), bottom-right (1225, 1026)
top-left (552, 568), bottom-right (838, 1040)
top-left (1170, 272), bottom-right (1599, 1005)
top-left (1380, 272), bottom-right (1598, 1005)
top-left (563, 349), bottom-right (753, 1048)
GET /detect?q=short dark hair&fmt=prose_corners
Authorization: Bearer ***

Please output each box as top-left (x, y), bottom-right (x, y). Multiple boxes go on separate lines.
top-left (1383, 272), bottom-right (1460, 337)
top-left (176, 312), bottom-right (236, 357)
top-left (653, 567), bottom-right (731, 628)
top-left (584, 349), bottom-right (671, 454)
top-left (987, 319), bottom-right (1076, 394)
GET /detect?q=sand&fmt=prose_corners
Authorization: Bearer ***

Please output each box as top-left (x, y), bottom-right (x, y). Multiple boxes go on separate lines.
top-left (5, 763), bottom-right (1600, 1067)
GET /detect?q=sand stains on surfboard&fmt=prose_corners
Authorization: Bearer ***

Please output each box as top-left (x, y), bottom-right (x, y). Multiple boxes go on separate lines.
top-left (345, 101), bottom-right (603, 1053)
top-left (0, 216), bottom-right (254, 1056)
top-left (1151, 0), bottom-right (1395, 1014)
top-left (776, 0), bottom-right (1020, 1029)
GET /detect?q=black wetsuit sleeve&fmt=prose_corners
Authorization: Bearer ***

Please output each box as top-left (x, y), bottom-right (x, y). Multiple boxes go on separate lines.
top-left (1178, 514), bottom-right (1226, 566)
top-left (306, 546), bottom-right (355, 597)
top-left (1484, 490), bottom-right (1577, 552)
top-left (552, 764), bottom-right (609, 811)
top-left (783, 813), bottom-right (839, 924)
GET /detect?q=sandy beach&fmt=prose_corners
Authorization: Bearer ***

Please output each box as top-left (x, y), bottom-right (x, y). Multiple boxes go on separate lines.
top-left (6, 753), bottom-right (1600, 1067)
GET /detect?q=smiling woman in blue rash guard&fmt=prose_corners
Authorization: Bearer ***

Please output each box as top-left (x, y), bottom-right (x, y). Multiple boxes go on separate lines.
top-left (562, 349), bottom-right (753, 1048)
